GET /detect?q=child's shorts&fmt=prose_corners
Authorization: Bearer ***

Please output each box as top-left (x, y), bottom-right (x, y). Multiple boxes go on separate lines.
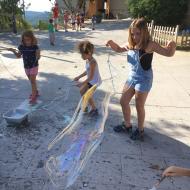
top-left (54, 18), bottom-right (59, 24)
top-left (25, 66), bottom-right (38, 76)
top-left (87, 82), bottom-right (93, 89)
top-left (126, 77), bottom-right (153, 92)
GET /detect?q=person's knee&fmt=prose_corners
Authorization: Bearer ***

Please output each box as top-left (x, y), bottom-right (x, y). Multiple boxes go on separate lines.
top-left (80, 86), bottom-right (87, 95)
top-left (120, 96), bottom-right (124, 106)
top-left (120, 96), bottom-right (129, 107)
top-left (135, 100), bottom-right (144, 112)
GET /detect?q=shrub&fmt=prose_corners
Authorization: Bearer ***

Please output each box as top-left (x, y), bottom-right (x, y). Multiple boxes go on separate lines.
top-left (38, 20), bottom-right (48, 30)
top-left (22, 19), bottom-right (32, 30)
top-left (18, 18), bottom-right (32, 30)
top-left (126, 0), bottom-right (189, 26)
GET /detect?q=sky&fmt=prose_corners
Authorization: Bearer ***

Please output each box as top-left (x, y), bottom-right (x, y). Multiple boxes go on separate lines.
top-left (25, 0), bottom-right (54, 12)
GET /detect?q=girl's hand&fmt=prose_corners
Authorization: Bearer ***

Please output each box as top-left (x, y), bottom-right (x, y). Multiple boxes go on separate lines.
top-left (6, 48), bottom-right (21, 58)
top-left (106, 40), bottom-right (113, 47)
top-left (163, 166), bottom-right (178, 177)
top-left (166, 41), bottom-right (176, 56)
top-left (7, 48), bottom-right (15, 52)
top-left (74, 76), bottom-right (79, 81)
top-left (75, 81), bottom-right (82, 87)
top-left (106, 40), bottom-right (127, 53)
top-left (162, 166), bottom-right (189, 177)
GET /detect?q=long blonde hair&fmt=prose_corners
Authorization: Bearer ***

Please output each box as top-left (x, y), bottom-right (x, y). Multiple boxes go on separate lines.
top-left (128, 18), bottom-right (151, 50)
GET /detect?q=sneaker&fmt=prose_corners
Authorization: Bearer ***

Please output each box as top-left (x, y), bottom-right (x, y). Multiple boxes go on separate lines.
top-left (130, 128), bottom-right (144, 141)
top-left (113, 121), bottom-right (132, 134)
top-left (88, 109), bottom-right (98, 117)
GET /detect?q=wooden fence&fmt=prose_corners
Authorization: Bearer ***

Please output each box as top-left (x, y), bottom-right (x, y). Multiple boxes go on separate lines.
top-left (148, 20), bottom-right (190, 48)
top-left (181, 30), bottom-right (190, 48)
top-left (147, 20), bottom-right (179, 46)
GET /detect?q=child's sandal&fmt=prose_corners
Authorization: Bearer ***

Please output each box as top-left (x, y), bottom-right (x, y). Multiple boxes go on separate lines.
top-left (29, 95), bottom-right (37, 104)
top-left (29, 90), bottom-right (40, 99)
top-left (130, 128), bottom-right (144, 141)
top-left (113, 121), bottom-right (132, 134)
top-left (88, 109), bottom-right (98, 117)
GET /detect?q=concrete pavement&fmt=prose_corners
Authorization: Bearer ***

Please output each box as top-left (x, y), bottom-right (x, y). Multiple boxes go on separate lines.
top-left (0, 20), bottom-right (190, 190)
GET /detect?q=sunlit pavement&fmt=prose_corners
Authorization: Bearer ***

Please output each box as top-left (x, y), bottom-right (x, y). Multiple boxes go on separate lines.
top-left (0, 20), bottom-right (190, 190)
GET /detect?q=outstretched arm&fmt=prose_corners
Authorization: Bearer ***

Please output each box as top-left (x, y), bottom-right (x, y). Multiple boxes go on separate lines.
top-left (106, 40), bottom-right (128, 53)
top-left (7, 48), bottom-right (22, 58)
top-left (163, 166), bottom-right (190, 177)
top-left (74, 71), bottom-right (87, 81)
top-left (148, 40), bottom-right (176, 57)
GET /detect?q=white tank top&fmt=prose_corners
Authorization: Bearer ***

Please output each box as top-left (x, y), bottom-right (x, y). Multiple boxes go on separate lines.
top-left (85, 57), bottom-right (102, 86)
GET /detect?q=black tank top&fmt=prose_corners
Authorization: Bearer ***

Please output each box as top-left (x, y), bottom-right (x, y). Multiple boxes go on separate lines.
top-left (139, 49), bottom-right (153, 71)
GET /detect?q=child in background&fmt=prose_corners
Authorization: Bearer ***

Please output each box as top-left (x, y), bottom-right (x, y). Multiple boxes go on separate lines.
top-left (48, 19), bottom-right (55, 46)
top-left (71, 13), bottom-right (76, 30)
top-left (52, 2), bottom-right (59, 31)
top-left (91, 15), bottom-right (96, 30)
top-left (80, 13), bottom-right (85, 28)
top-left (7, 31), bottom-right (41, 104)
top-left (63, 10), bottom-right (69, 32)
top-left (76, 13), bottom-right (81, 31)
top-left (74, 41), bottom-right (102, 116)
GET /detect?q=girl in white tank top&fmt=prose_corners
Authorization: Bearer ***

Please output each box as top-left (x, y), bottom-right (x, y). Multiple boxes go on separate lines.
top-left (74, 41), bottom-right (101, 116)
top-left (85, 57), bottom-right (101, 86)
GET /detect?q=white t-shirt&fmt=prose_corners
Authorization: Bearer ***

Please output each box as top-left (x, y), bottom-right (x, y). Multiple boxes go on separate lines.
top-left (85, 57), bottom-right (102, 86)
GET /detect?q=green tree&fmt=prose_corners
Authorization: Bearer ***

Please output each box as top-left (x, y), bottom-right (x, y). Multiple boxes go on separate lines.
top-left (61, 0), bottom-right (88, 13)
top-left (126, 0), bottom-right (188, 26)
top-left (38, 20), bottom-right (49, 30)
top-left (0, 0), bottom-right (32, 32)
top-left (0, 0), bottom-right (21, 32)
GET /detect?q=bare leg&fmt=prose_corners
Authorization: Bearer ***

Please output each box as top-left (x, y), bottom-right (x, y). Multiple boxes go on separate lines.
top-left (79, 84), bottom-right (96, 110)
top-left (52, 33), bottom-right (55, 44)
top-left (120, 84), bottom-right (135, 128)
top-left (55, 23), bottom-right (58, 30)
top-left (88, 97), bottom-right (96, 110)
top-left (29, 75), bottom-right (37, 96)
top-left (79, 84), bottom-right (88, 96)
top-left (135, 91), bottom-right (149, 131)
top-left (66, 23), bottom-right (68, 31)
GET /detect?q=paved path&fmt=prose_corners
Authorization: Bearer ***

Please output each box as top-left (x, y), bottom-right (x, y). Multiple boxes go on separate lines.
top-left (0, 20), bottom-right (190, 190)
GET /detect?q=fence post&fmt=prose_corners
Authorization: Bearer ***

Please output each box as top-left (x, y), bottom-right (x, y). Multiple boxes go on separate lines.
top-left (181, 30), bottom-right (185, 46)
top-left (185, 30), bottom-right (189, 47)
top-left (150, 20), bottom-right (154, 37)
top-left (175, 25), bottom-right (179, 44)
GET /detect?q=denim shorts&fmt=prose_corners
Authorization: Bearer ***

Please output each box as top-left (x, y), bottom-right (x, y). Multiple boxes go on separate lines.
top-left (126, 77), bottom-right (153, 92)
top-left (87, 82), bottom-right (93, 89)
